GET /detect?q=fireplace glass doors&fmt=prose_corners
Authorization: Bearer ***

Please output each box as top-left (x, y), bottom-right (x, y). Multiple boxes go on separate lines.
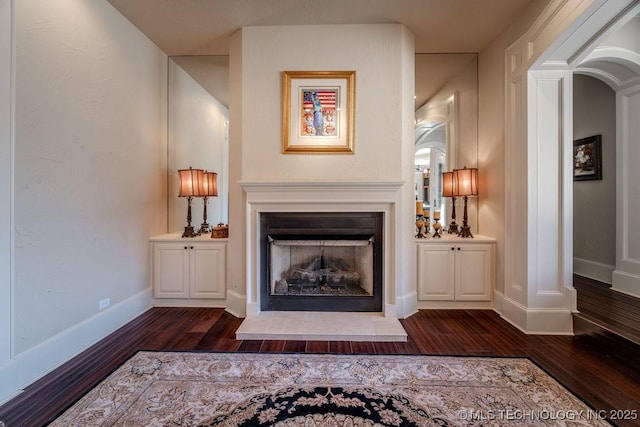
top-left (260, 212), bottom-right (383, 312)
top-left (270, 238), bottom-right (374, 297)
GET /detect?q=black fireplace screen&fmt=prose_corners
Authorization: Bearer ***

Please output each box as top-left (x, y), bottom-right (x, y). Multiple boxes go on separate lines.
top-left (260, 212), bottom-right (383, 312)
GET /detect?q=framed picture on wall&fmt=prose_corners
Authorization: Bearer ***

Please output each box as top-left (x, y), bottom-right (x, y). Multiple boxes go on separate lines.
top-left (281, 71), bottom-right (355, 154)
top-left (573, 135), bottom-right (602, 181)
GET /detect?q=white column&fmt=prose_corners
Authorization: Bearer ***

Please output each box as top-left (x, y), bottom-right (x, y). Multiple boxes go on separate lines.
top-left (526, 70), bottom-right (576, 331)
top-left (503, 52), bottom-right (575, 334)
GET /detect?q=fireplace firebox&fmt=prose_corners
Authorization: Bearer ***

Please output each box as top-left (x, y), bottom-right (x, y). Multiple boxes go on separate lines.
top-left (260, 212), bottom-right (383, 311)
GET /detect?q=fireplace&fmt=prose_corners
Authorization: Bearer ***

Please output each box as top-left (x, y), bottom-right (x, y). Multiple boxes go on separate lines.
top-left (260, 212), bottom-right (383, 311)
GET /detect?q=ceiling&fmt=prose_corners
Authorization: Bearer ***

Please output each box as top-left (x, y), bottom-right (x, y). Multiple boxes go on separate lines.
top-left (107, 0), bottom-right (536, 56)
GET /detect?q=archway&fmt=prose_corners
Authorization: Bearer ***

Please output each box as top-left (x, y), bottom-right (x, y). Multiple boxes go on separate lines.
top-left (502, 1), bottom-right (639, 334)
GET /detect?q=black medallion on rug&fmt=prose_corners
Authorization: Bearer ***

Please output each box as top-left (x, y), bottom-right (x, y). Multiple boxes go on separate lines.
top-left (201, 386), bottom-right (448, 426)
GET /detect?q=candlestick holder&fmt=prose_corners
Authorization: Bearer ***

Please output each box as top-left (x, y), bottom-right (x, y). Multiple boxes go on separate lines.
top-left (432, 217), bottom-right (442, 238)
top-left (415, 216), bottom-right (427, 238)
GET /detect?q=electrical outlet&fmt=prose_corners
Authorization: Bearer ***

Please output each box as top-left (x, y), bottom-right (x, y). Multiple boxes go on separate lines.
top-left (99, 298), bottom-right (110, 310)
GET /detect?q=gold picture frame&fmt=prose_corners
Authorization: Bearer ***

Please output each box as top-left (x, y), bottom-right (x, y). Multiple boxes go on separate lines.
top-left (281, 71), bottom-right (355, 154)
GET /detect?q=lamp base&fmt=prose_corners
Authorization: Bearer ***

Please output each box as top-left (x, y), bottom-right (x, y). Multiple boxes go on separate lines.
top-left (458, 225), bottom-right (473, 238)
top-left (182, 225), bottom-right (198, 238)
top-left (447, 221), bottom-right (459, 234)
top-left (199, 222), bottom-right (212, 234)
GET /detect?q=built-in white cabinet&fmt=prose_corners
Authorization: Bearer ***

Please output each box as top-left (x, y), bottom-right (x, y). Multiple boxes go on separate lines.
top-left (150, 233), bottom-right (227, 306)
top-left (416, 235), bottom-right (495, 307)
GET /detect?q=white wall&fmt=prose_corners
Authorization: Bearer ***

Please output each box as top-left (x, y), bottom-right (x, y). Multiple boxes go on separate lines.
top-left (0, 0), bottom-right (166, 403)
top-left (0, 0), bottom-right (13, 365)
top-left (614, 82), bottom-right (640, 296)
top-left (239, 25), bottom-right (408, 182)
top-left (573, 74), bottom-right (616, 283)
top-left (167, 59), bottom-right (229, 233)
top-left (478, 0), bottom-right (553, 297)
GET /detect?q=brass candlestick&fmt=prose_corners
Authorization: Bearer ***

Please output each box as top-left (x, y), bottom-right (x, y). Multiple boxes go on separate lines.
top-left (415, 216), bottom-right (427, 238)
top-left (432, 217), bottom-right (442, 238)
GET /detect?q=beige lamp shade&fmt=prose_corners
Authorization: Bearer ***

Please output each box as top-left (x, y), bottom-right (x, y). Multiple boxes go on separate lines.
top-left (441, 171), bottom-right (456, 197)
top-left (201, 171), bottom-right (218, 197)
top-left (177, 167), bottom-right (203, 197)
top-left (453, 167), bottom-right (478, 197)
top-left (416, 201), bottom-right (424, 216)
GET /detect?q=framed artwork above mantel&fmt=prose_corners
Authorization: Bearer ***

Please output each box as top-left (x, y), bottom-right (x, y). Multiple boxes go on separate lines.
top-left (281, 70), bottom-right (355, 154)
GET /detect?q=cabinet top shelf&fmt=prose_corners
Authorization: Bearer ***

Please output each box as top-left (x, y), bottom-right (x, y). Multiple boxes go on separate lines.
top-left (150, 232), bottom-right (228, 242)
top-left (415, 234), bottom-right (496, 243)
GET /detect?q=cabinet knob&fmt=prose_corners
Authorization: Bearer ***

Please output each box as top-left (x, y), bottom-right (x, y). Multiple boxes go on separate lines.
top-left (457, 247), bottom-right (461, 251)
top-left (190, 246), bottom-right (194, 250)
top-left (451, 247), bottom-right (455, 251)
top-left (184, 246), bottom-right (188, 250)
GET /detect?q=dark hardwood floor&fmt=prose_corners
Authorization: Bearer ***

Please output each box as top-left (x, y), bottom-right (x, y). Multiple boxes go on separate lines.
top-left (0, 307), bottom-right (639, 426)
top-left (574, 274), bottom-right (640, 345)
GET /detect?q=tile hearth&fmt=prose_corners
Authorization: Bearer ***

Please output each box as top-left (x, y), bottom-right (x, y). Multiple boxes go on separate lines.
top-left (235, 311), bottom-right (407, 342)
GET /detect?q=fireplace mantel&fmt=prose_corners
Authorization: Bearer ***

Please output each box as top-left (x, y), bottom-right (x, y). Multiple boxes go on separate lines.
top-left (239, 180), bottom-right (404, 199)
top-left (240, 180), bottom-right (405, 318)
top-left (239, 180), bottom-right (405, 189)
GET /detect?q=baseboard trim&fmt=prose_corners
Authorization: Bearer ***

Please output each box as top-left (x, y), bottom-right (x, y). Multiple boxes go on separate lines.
top-left (493, 289), bottom-right (505, 315)
top-left (225, 289), bottom-right (246, 318)
top-left (612, 269), bottom-right (640, 298)
top-left (153, 298), bottom-right (226, 308)
top-left (573, 257), bottom-right (614, 284)
top-left (395, 291), bottom-right (418, 319)
top-left (500, 296), bottom-right (573, 335)
top-left (0, 288), bottom-right (152, 405)
top-left (417, 300), bottom-right (493, 310)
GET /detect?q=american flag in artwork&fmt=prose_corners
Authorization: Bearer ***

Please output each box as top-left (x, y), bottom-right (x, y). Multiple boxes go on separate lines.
top-left (302, 89), bottom-right (337, 110)
top-left (300, 89), bottom-right (339, 137)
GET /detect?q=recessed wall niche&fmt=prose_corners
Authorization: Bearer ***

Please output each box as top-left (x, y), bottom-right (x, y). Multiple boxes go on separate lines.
top-left (167, 56), bottom-right (229, 232)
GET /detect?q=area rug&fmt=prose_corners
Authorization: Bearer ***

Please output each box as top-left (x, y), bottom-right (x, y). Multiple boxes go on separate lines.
top-left (50, 351), bottom-right (609, 426)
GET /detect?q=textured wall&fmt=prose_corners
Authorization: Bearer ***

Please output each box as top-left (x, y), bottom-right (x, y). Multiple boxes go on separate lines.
top-left (240, 24), bottom-right (407, 182)
top-left (477, 0), bottom-right (553, 295)
top-left (0, 0), bottom-right (12, 364)
top-left (13, 0), bottom-right (167, 354)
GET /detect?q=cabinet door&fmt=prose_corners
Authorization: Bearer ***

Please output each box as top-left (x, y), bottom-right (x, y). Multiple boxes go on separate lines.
top-left (190, 243), bottom-right (226, 299)
top-left (153, 243), bottom-right (190, 298)
top-left (417, 244), bottom-right (455, 300)
top-left (454, 243), bottom-right (493, 301)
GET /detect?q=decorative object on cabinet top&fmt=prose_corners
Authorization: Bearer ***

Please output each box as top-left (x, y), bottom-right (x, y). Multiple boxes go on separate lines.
top-left (177, 167), bottom-right (220, 238)
top-left (150, 232), bottom-right (228, 242)
top-left (452, 166), bottom-right (478, 238)
top-left (415, 234), bottom-right (495, 243)
top-left (415, 200), bottom-right (428, 238)
top-left (211, 223), bottom-right (229, 239)
top-left (177, 167), bottom-right (203, 238)
top-left (441, 171), bottom-right (459, 235)
top-left (198, 171), bottom-right (218, 234)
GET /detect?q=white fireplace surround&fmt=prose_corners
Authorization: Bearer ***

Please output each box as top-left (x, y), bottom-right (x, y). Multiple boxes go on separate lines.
top-left (240, 180), bottom-right (405, 318)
